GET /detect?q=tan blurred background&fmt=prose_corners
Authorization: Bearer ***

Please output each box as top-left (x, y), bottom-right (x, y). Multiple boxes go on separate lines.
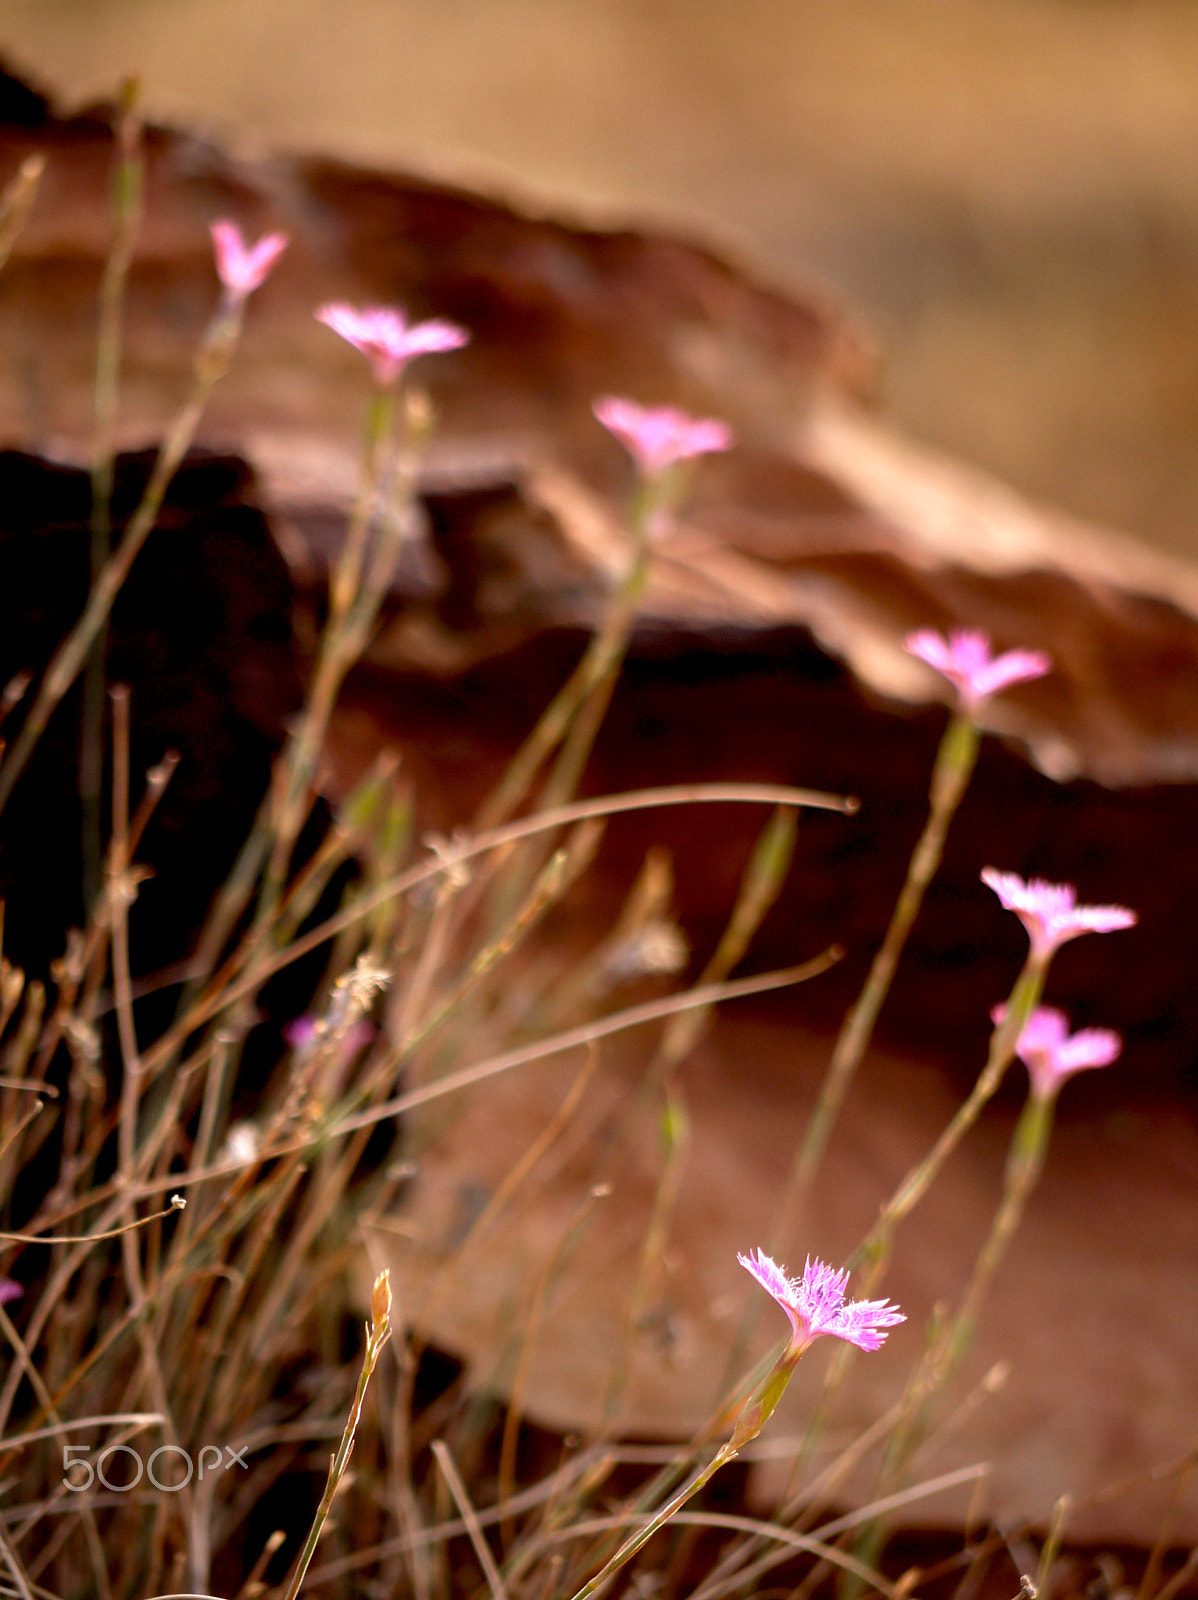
top-left (7, 0), bottom-right (1198, 557)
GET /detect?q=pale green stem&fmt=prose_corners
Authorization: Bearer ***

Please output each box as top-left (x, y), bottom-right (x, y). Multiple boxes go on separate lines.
top-left (859, 1084), bottom-right (1057, 1516)
top-left (770, 953), bottom-right (1050, 1514)
top-left (475, 473), bottom-right (668, 832)
top-left (0, 294), bottom-right (248, 820)
top-left (262, 385), bottom-right (396, 906)
top-left (83, 78), bottom-right (143, 909)
top-left (832, 982), bottom-right (1060, 1594)
top-left (0, 152), bottom-right (44, 275)
top-left (773, 712), bottom-right (980, 1252)
top-left (950, 1086), bottom-right (1054, 1350)
top-left (853, 952), bottom-right (1047, 1274)
top-left (567, 1344), bottom-right (800, 1600)
top-left (720, 713), bottom-right (979, 1401)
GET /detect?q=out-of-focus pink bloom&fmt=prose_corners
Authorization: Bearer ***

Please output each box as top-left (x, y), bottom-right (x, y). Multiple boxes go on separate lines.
top-left (210, 220), bottom-right (289, 302)
top-left (285, 1014), bottom-right (376, 1062)
top-left (992, 1003), bottom-right (1121, 1100)
top-left (593, 396), bottom-right (733, 477)
top-left (981, 869), bottom-right (1137, 962)
top-left (316, 303), bottom-right (469, 386)
top-left (0, 1278), bottom-right (23, 1307)
top-left (738, 1248), bottom-right (904, 1356)
top-left (905, 629), bottom-right (1050, 713)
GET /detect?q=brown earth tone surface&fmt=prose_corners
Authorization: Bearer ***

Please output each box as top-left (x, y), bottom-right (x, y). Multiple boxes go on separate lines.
top-left (1, 48), bottom-right (1197, 1547)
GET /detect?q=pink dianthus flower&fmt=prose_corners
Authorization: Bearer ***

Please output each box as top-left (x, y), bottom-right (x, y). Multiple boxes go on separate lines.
top-left (738, 1248), bottom-right (904, 1356)
top-left (317, 303), bottom-right (469, 386)
top-left (992, 1003), bottom-right (1121, 1100)
top-left (905, 629), bottom-right (1050, 713)
top-left (210, 220), bottom-right (288, 303)
top-left (981, 869), bottom-right (1137, 962)
top-left (593, 396), bottom-right (733, 477)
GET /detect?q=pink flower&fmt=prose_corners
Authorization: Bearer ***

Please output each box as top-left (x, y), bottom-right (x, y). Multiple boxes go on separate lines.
top-left (738, 1248), bottom-right (904, 1355)
top-left (210, 220), bottom-right (288, 302)
top-left (285, 1013), bottom-right (376, 1062)
top-left (0, 1278), bottom-right (22, 1307)
top-left (992, 1003), bottom-right (1121, 1099)
top-left (905, 629), bottom-right (1050, 713)
top-left (981, 869), bottom-right (1137, 962)
top-left (316, 303), bottom-right (469, 386)
top-left (593, 396), bottom-right (734, 477)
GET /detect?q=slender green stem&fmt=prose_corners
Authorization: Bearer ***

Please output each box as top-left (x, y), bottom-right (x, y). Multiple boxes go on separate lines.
top-left (261, 385), bottom-right (396, 908)
top-left (475, 471), bottom-right (667, 834)
top-left (773, 713), bottom-right (980, 1252)
top-left (566, 1442), bottom-right (738, 1600)
top-left (0, 296), bottom-right (247, 820)
top-left (0, 152), bottom-right (44, 275)
top-left (569, 1341), bottom-right (800, 1600)
top-left (82, 79), bottom-right (143, 909)
top-left (846, 1083), bottom-right (1058, 1568)
top-left (720, 713), bottom-right (978, 1401)
top-left (853, 954), bottom-right (1046, 1271)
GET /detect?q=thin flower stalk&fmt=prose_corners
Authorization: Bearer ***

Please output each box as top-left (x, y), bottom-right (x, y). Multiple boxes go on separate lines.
top-left (854, 952), bottom-right (1045, 1275)
top-left (83, 78), bottom-right (144, 909)
top-left (605, 808), bottom-right (799, 1430)
top-left (836, 892), bottom-right (1135, 1543)
top-left (767, 633), bottom-right (1052, 1271)
top-left (262, 353), bottom-right (448, 910)
top-left (567, 1253), bottom-right (901, 1600)
top-left (0, 221), bottom-right (285, 821)
top-left (261, 382), bottom-right (398, 902)
top-left (951, 1005), bottom-right (1121, 1343)
top-left (0, 151), bottom-right (44, 276)
top-left (767, 713), bottom-right (979, 1258)
top-left (477, 399), bottom-right (732, 831)
top-left (474, 526), bottom-right (650, 831)
top-left (858, 992), bottom-right (1112, 1600)
top-left (851, 879), bottom-right (1129, 1275)
top-left (279, 1271), bottom-right (392, 1600)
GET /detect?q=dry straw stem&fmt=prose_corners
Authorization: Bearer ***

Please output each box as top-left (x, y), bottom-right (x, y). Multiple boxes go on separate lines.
top-left (497, 1183), bottom-right (612, 1536)
top-left (381, 1048), bottom-right (601, 1475)
top-left (144, 781), bottom-right (853, 1078)
top-left (278, 1271), bottom-right (393, 1600)
top-left (432, 1440), bottom-right (511, 1600)
top-left (530, 1509), bottom-right (898, 1599)
top-left (121, 949), bottom-right (841, 1219)
top-left (0, 1193), bottom-right (183, 1244)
